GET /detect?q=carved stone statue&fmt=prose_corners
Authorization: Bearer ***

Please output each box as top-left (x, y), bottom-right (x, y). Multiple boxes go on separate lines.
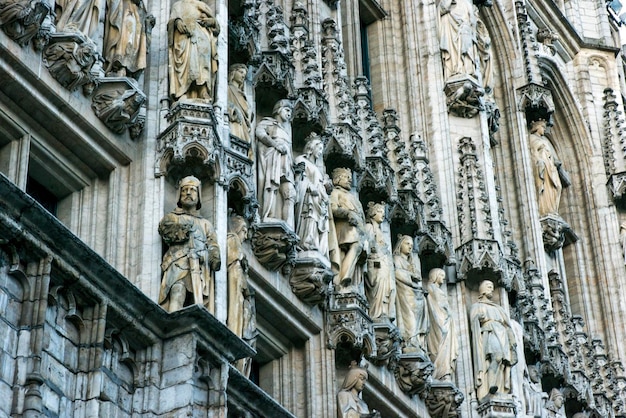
top-left (438, 0), bottom-right (478, 81)
top-left (394, 235), bottom-right (428, 353)
top-left (475, 12), bottom-right (492, 91)
top-left (426, 268), bottom-right (458, 381)
top-left (529, 120), bottom-right (563, 217)
top-left (92, 85), bottom-right (146, 133)
top-left (0, 0), bottom-right (51, 46)
top-left (364, 202), bottom-right (396, 321)
top-left (228, 64), bottom-right (253, 143)
top-left (43, 35), bottom-right (97, 91)
top-left (337, 364), bottom-right (381, 418)
top-left (294, 134), bottom-right (332, 256)
top-left (330, 167), bottom-right (368, 290)
top-left (524, 365), bottom-right (548, 417)
top-left (545, 388), bottom-right (565, 418)
top-left (55, 0), bottom-right (101, 38)
top-left (167, 0), bottom-right (220, 102)
top-left (227, 215), bottom-right (256, 377)
top-left (470, 280), bottom-right (518, 400)
top-left (256, 99), bottom-right (296, 227)
top-left (159, 176), bottom-right (221, 313)
top-left (103, 0), bottom-right (154, 78)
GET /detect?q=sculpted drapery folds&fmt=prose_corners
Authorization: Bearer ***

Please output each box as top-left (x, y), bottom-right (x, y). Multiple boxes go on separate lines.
top-left (256, 100), bottom-right (296, 227)
top-left (228, 64), bottom-right (253, 143)
top-left (294, 134), bottom-right (333, 256)
top-left (227, 215), bottom-right (256, 377)
top-left (167, 0), bottom-right (220, 102)
top-left (159, 176), bottom-right (221, 313)
top-left (337, 364), bottom-right (381, 418)
top-left (426, 268), bottom-right (458, 381)
top-left (394, 235), bottom-right (429, 353)
top-left (364, 202), bottom-right (396, 321)
top-left (56, 0), bottom-right (100, 37)
top-left (0, 0), bottom-right (50, 46)
top-left (470, 280), bottom-right (518, 400)
top-left (103, 0), bottom-right (153, 78)
top-left (529, 119), bottom-right (563, 217)
top-left (438, 0), bottom-right (478, 81)
top-left (330, 167), bottom-right (368, 290)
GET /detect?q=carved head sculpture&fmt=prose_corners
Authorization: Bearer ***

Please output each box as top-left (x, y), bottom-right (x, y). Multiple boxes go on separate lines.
top-left (367, 202), bottom-right (385, 223)
top-left (341, 362), bottom-right (368, 393)
top-left (529, 119), bottom-right (547, 135)
top-left (393, 235), bottom-right (413, 256)
top-left (478, 280), bottom-right (495, 299)
top-left (228, 215), bottom-right (248, 242)
top-left (177, 176), bottom-right (202, 210)
top-left (303, 133), bottom-right (324, 159)
top-left (549, 388), bottom-right (564, 409)
top-left (228, 64), bottom-right (247, 86)
top-left (428, 268), bottom-right (445, 285)
top-left (272, 99), bottom-right (293, 120)
top-left (332, 167), bottom-right (352, 189)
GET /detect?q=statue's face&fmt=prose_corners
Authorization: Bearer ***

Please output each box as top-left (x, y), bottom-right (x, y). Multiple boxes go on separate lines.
top-left (238, 225), bottom-right (248, 242)
top-left (277, 106), bottom-right (292, 122)
top-left (354, 374), bottom-right (367, 392)
top-left (371, 206), bottom-right (384, 223)
top-left (554, 395), bottom-right (564, 409)
top-left (480, 280), bottom-right (494, 298)
top-left (180, 185), bottom-right (199, 209)
top-left (401, 238), bottom-right (413, 254)
top-left (313, 141), bottom-right (323, 158)
top-left (231, 67), bottom-right (246, 83)
top-left (335, 173), bottom-right (351, 190)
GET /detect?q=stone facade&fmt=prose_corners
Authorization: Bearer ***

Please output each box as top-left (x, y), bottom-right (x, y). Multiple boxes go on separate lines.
top-left (1, 0), bottom-right (626, 417)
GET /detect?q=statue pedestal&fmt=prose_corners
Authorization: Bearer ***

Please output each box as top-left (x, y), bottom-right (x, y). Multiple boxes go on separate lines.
top-left (43, 31), bottom-right (100, 94)
top-left (250, 221), bottom-right (298, 273)
top-left (368, 319), bottom-right (401, 370)
top-left (395, 352), bottom-right (434, 397)
top-left (444, 75), bottom-right (484, 118)
top-left (540, 215), bottom-right (578, 252)
top-left (155, 102), bottom-right (221, 181)
top-left (424, 380), bottom-right (464, 418)
top-left (476, 396), bottom-right (517, 418)
top-left (289, 252), bottom-right (333, 304)
top-left (326, 291), bottom-right (375, 357)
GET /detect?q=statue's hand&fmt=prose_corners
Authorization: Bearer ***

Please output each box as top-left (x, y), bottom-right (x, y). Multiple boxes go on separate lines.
top-left (176, 20), bottom-right (189, 35)
top-left (275, 142), bottom-right (288, 154)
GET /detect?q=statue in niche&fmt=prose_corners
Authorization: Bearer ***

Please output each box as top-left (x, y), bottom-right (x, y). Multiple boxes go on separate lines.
top-left (524, 364), bottom-right (548, 417)
top-left (470, 280), bottom-right (518, 400)
top-left (330, 167), bottom-right (368, 290)
top-left (529, 119), bottom-right (563, 217)
top-left (167, 0), bottom-right (220, 103)
top-left (227, 215), bottom-right (256, 377)
top-left (364, 202), bottom-right (396, 321)
top-left (426, 268), bottom-right (458, 381)
top-left (545, 388), bottom-right (565, 417)
top-left (256, 99), bottom-right (296, 227)
top-left (0, 0), bottom-right (51, 46)
top-left (159, 176), bottom-right (221, 313)
top-left (475, 12), bottom-right (492, 91)
top-left (337, 363), bottom-right (381, 418)
top-left (294, 133), bottom-right (334, 257)
top-left (394, 235), bottom-right (429, 353)
top-left (228, 64), bottom-right (253, 144)
top-left (438, 0), bottom-right (478, 81)
top-left (103, 0), bottom-right (154, 78)
top-left (55, 0), bottom-right (101, 38)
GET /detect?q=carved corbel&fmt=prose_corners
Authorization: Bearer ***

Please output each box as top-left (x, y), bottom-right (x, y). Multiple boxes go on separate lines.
top-left (250, 221), bottom-right (298, 273)
top-left (289, 255), bottom-right (333, 305)
top-left (43, 31), bottom-right (100, 94)
top-left (91, 77), bottom-right (146, 135)
top-left (368, 320), bottom-right (401, 370)
top-left (475, 397), bottom-right (517, 417)
top-left (395, 352), bottom-right (434, 397)
top-left (444, 77), bottom-right (484, 118)
top-left (540, 215), bottom-right (578, 252)
top-left (155, 102), bottom-right (222, 183)
top-left (424, 380), bottom-right (465, 418)
top-left (0, 0), bottom-right (52, 47)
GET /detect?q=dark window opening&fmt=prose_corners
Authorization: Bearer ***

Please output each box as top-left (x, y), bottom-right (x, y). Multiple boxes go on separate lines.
top-left (26, 175), bottom-right (58, 216)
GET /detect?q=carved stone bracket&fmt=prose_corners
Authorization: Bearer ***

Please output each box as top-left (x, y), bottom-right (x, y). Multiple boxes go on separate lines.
top-left (456, 239), bottom-right (509, 288)
top-left (475, 397), bottom-right (517, 418)
top-left (289, 254), bottom-right (333, 305)
top-left (43, 31), bottom-right (101, 94)
top-left (250, 221), bottom-right (298, 273)
top-left (444, 76), bottom-right (484, 118)
top-left (368, 320), bottom-right (401, 370)
top-left (424, 380), bottom-right (464, 418)
top-left (91, 77), bottom-right (146, 135)
top-left (609, 171), bottom-right (626, 203)
top-left (0, 0), bottom-right (52, 47)
top-left (326, 291), bottom-right (376, 358)
top-left (155, 102), bottom-right (221, 182)
top-left (540, 215), bottom-right (578, 252)
top-left (323, 123), bottom-right (364, 172)
top-left (394, 352), bottom-right (434, 397)
top-left (517, 83), bottom-right (554, 124)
